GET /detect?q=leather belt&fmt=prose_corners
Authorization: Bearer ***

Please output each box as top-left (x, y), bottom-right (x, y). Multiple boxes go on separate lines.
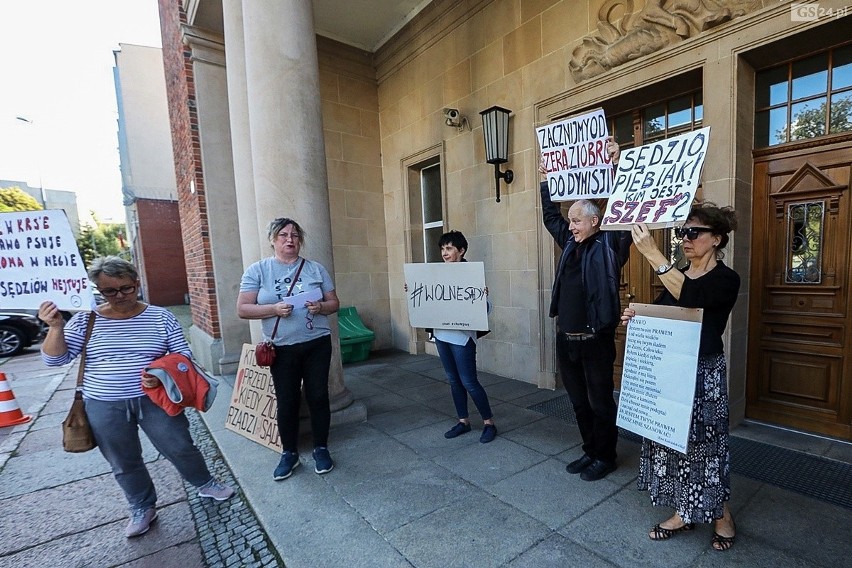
top-left (562, 332), bottom-right (597, 341)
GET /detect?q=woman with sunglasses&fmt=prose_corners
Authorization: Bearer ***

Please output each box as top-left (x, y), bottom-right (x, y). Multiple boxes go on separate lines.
top-left (39, 256), bottom-right (234, 539)
top-left (621, 204), bottom-right (740, 552)
top-left (237, 218), bottom-right (340, 481)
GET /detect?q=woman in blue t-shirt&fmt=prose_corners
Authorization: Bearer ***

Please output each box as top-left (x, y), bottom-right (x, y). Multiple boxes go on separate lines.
top-left (237, 218), bottom-right (340, 481)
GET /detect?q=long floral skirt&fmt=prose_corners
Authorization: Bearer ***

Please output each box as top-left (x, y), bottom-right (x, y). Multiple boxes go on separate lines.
top-left (637, 353), bottom-right (731, 524)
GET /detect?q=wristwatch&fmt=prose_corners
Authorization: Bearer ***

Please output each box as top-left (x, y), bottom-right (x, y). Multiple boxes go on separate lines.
top-left (655, 263), bottom-right (674, 275)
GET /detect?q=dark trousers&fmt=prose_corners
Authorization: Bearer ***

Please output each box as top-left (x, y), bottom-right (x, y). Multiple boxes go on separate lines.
top-left (271, 335), bottom-right (332, 452)
top-left (556, 331), bottom-right (618, 464)
top-left (434, 337), bottom-right (493, 421)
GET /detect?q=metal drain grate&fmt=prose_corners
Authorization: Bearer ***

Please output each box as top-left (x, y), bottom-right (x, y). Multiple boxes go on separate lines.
top-left (528, 395), bottom-right (852, 510)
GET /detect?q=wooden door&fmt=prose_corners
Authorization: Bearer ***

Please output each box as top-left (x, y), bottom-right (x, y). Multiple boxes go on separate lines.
top-left (747, 142), bottom-right (852, 440)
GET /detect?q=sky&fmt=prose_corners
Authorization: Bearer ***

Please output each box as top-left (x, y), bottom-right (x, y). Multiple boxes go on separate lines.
top-left (0, 0), bottom-right (163, 223)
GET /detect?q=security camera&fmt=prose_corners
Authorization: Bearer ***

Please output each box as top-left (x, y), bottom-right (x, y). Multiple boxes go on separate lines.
top-left (443, 108), bottom-right (460, 121)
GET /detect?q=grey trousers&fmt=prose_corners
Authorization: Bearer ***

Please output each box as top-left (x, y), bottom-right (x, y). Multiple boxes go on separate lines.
top-left (85, 396), bottom-right (213, 511)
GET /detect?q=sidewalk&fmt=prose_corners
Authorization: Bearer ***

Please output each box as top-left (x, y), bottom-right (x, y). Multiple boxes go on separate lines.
top-left (1, 346), bottom-right (850, 567)
top-left (0, 348), bottom-right (277, 568)
top-left (205, 350), bottom-right (852, 568)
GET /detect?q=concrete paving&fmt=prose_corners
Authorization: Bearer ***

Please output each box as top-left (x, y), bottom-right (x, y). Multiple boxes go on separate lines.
top-left (1, 345), bottom-right (851, 567)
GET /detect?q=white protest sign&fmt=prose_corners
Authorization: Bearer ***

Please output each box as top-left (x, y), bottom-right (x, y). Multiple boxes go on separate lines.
top-left (0, 210), bottom-right (95, 310)
top-left (536, 108), bottom-right (614, 201)
top-left (404, 262), bottom-right (488, 331)
top-left (225, 343), bottom-right (282, 453)
top-left (601, 127), bottom-right (710, 230)
top-left (616, 303), bottom-right (703, 454)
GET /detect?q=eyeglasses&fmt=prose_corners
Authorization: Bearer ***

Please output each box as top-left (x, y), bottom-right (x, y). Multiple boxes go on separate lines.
top-left (304, 314), bottom-right (314, 330)
top-left (99, 285), bottom-right (137, 297)
top-left (278, 232), bottom-right (301, 240)
top-left (674, 227), bottom-right (714, 241)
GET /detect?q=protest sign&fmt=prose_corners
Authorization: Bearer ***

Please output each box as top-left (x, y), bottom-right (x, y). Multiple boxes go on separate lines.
top-left (616, 303), bottom-right (703, 454)
top-left (0, 210), bottom-right (95, 310)
top-left (404, 262), bottom-right (488, 331)
top-left (536, 108), bottom-right (614, 201)
top-left (225, 344), bottom-right (283, 453)
top-left (601, 127), bottom-right (710, 230)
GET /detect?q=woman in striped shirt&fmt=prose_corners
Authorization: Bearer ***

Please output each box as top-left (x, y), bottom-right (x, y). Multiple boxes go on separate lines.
top-left (39, 256), bottom-right (234, 538)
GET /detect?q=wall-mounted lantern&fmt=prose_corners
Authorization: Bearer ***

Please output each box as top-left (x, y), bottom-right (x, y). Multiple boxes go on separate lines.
top-left (479, 106), bottom-right (513, 203)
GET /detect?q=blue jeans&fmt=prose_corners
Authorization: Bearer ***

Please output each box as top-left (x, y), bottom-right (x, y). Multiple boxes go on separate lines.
top-left (271, 335), bottom-right (332, 451)
top-left (435, 338), bottom-right (493, 421)
top-left (85, 396), bottom-right (213, 511)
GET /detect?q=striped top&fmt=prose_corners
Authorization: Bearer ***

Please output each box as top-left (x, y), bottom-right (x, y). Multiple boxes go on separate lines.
top-left (41, 305), bottom-right (191, 401)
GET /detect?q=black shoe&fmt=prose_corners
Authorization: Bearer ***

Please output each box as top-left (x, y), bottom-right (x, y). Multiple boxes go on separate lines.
top-left (565, 454), bottom-right (594, 474)
top-left (479, 424), bottom-right (497, 444)
top-left (580, 459), bottom-right (616, 481)
top-left (444, 422), bottom-right (472, 439)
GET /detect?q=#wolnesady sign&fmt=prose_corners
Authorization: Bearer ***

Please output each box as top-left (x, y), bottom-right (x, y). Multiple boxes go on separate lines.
top-left (616, 303), bottom-right (703, 454)
top-left (0, 210), bottom-right (95, 310)
top-left (601, 127), bottom-right (710, 230)
top-left (404, 262), bottom-right (488, 331)
top-left (536, 108), bottom-right (614, 201)
top-left (225, 344), bottom-right (283, 453)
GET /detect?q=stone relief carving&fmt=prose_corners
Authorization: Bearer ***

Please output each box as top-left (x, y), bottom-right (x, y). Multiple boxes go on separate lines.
top-left (569, 0), bottom-right (759, 81)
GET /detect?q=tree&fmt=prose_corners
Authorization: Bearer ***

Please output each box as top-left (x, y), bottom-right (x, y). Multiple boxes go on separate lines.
top-left (76, 212), bottom-right (130, 267)
top-left (778, 97), bottom-right (852, 142)
top-left (0, 186), bottom-right (42, 212)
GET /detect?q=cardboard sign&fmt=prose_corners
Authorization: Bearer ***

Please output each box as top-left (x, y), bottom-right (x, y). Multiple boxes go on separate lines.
top-left (0, 210), bottom-right (95, 310)
top-left (225, 344), bottom-right (283, 453)
top-left (404, 262), bottom-right (488, 331)
top-left (616, 303), bottom-right (703, 454)
top-left (601, 127), bottom-right (710, 230)
top-left (536, 108), bottom-right (614, 201)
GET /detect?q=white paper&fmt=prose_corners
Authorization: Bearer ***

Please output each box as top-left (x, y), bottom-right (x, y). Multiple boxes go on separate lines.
top-left (616, 313), bottom-right (701, 453)
top-left (281, 287), bottom-right (322, 307)
top-left (0, 210), bottom-right (95, 310)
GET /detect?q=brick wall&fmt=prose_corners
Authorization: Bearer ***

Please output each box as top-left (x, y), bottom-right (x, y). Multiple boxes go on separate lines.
top-left (157, 0), bottom-right (220, 338)
top-left (135, 199), bottom-right (188, 306)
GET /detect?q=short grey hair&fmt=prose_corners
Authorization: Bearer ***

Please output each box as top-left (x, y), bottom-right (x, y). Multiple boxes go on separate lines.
top-left (573, 199), bottom-right (601, 219)
top-left (266, 217), bottom-right (305, 246)
top-left (88, 256), bottom-right (138, 283)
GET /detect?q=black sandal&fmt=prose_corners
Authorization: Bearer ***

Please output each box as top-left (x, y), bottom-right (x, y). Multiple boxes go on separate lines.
top-left (712, 520), bottom-right (736, 552)
top-left (649, 522), bottom-right (695, 541)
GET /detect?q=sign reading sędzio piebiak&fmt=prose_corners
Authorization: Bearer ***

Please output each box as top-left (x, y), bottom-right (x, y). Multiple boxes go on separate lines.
top-left (601, 127), bottom-right (710, 230)
top-left (536, 108), bottom-right (614, 202)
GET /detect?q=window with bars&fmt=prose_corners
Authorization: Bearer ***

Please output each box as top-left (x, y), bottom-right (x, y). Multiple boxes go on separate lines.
top-left (754, 43), bottom-right (852, 147)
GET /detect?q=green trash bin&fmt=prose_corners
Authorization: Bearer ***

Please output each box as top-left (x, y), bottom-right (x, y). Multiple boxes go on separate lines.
top-left (338, 306), bottom-right (375, 363)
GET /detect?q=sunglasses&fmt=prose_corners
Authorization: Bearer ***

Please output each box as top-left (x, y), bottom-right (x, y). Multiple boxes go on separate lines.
top-left (674, 227), bottom-right (714, 240)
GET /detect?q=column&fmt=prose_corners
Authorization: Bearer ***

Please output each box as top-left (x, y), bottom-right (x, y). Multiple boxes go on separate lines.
top-left (239, 0), bottom-right (356, 415)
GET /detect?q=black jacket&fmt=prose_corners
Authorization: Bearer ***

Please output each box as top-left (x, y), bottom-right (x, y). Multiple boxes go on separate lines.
top-left (540, 181), bottom-right (631, 332)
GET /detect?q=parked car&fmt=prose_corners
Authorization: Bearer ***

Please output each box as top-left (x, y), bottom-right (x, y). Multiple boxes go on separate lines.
top-left (0, 311), bottom-right (46, 357)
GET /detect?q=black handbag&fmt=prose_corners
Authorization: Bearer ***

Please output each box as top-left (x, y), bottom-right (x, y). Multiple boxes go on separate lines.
top-left (254, 259), bottom-right (306, 367)
top-left (62, 312), bottom-right (97, 453)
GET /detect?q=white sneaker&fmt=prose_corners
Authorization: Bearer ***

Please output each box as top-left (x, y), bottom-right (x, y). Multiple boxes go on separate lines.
top-left (197, 479), bottom-right (236, 501)
top-left (125, 507), bottom-right (157, 538)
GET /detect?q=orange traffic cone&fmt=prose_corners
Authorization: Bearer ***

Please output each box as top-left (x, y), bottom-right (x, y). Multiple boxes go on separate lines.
top-left (0, 372), bottom-right (31, 427)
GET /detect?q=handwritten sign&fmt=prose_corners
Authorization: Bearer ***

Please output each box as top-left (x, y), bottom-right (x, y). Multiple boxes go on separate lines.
top-left (0, 210), bottom-right (95, 310)
top-left (601, 127), bottom-right (710, 230)
top-left (616, 303), bottom-right (703, 454)
top-left (404, 262), bottom-right (488, 331)
top-left (225, 344), bottom-right (282, 453)
top-left (536, 108), bottom-right (613, 201)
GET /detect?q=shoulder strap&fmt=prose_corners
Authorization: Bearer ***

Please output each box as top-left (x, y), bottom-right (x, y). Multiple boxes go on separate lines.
top-left (74, 312), bottom-right (96, 399)
top-left (270, 258), bottom-right (307, 341)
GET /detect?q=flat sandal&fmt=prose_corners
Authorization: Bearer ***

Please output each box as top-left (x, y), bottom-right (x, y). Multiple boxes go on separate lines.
top-left (649, 522), bottom-right (695, 541)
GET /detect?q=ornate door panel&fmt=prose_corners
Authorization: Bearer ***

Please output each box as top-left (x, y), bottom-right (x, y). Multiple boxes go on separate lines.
top-left (748, 145), bottom-right (852, 440)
